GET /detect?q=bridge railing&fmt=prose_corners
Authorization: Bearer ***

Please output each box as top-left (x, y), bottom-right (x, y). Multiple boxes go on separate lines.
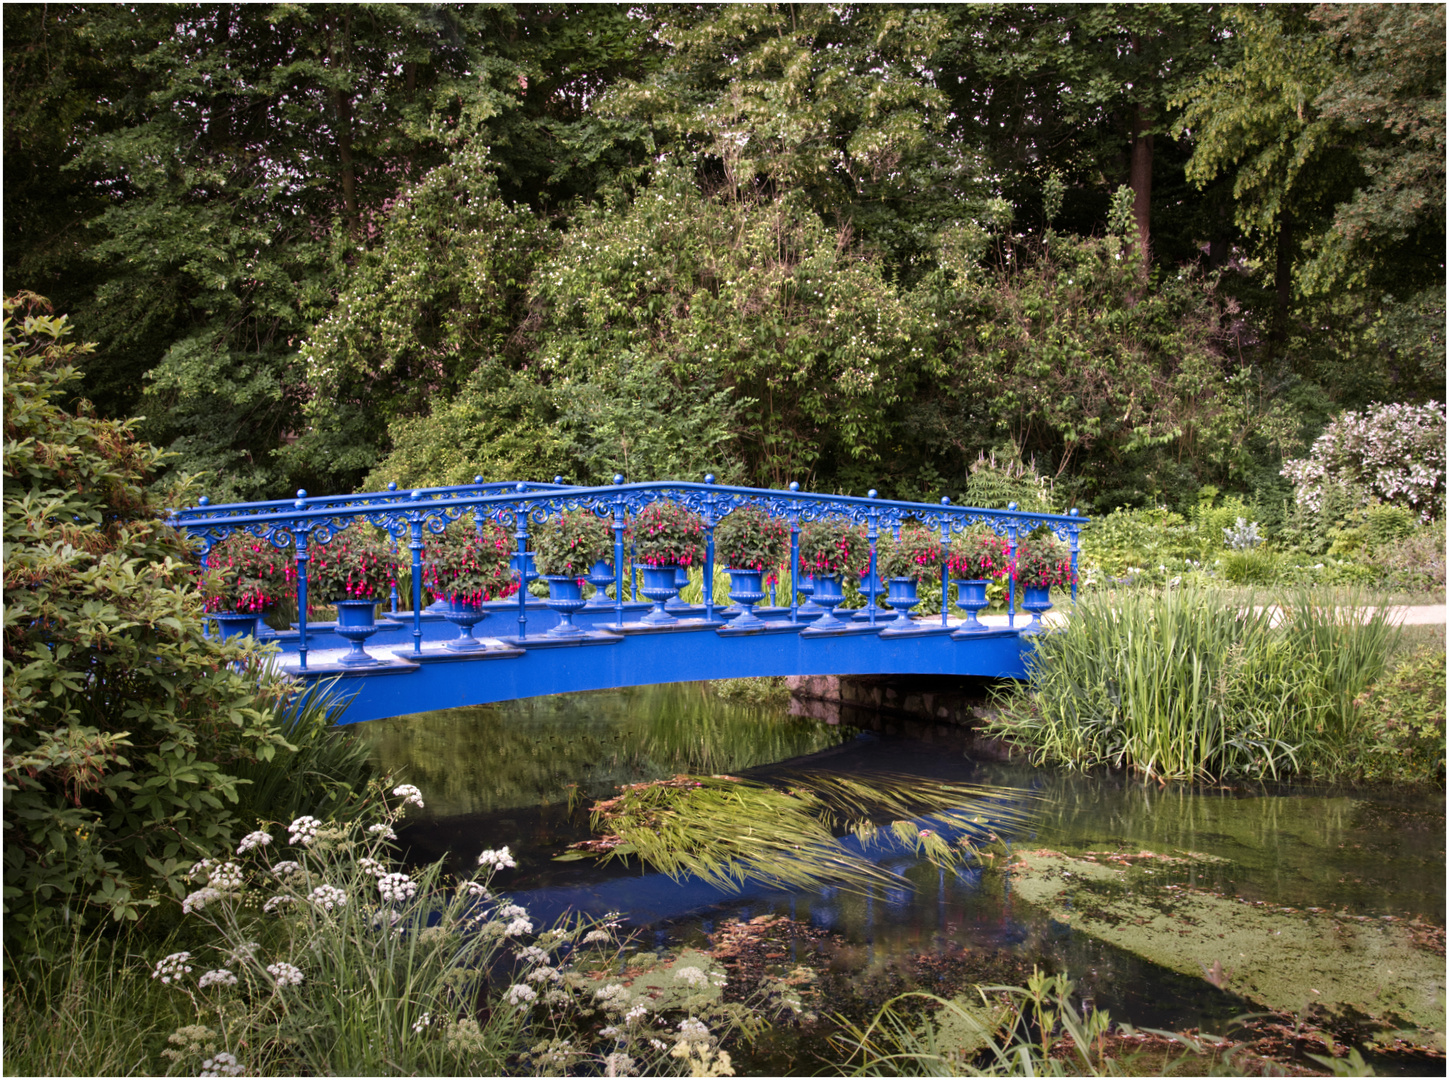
top-left (172, 476), bottom-right (1086, 669)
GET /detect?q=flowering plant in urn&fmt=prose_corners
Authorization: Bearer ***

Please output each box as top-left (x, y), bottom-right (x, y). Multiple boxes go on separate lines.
top-left (631, 500), bottom-right (704, 567)
top-left (530, 510), bottom-right (614, 578)
top-left (797, 518), bottom-right (869, 577)
top-left (423, 521), bottom-right (518, 605)
top-left (713, 505), bottom-right (788, 571)
top-left (198, 532), bottom-right (292, 612)
top-left (948, 530), bottom-right (1011, 579)
top-left (1012, 533), bottom-right (1076, 588)
top-left (876, 524), bottom-right (943, 584)
top-left (307, 529), bottom-right (396, 605)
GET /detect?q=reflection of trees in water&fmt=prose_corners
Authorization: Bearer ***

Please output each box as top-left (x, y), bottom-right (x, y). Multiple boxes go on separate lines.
top-left (360, 683), bottom-right (851, 818)
top-left (970, 763), bottom-right (1442, 914)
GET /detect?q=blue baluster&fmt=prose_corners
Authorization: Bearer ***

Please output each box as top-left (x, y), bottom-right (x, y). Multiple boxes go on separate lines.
top-left (409, 501), bottom-right (424, 656)
top-left (787, 483), bottom-right (801, 624)
top-left (866, 490), bottom-right (879, 627)
top-left (294, 490), bottom-right (309, 670)
top-left (939, 497), bottom-right (952, 627)
top-left (1007, 502), bottom-right (1018, 630)
top-left (703, 474), bottom-right (716, 620)
top-left (1068, 508), bottom-right (1081, 605)
top-left (612, 475), bottom-right (627, 627)
top-left (514, 484), bottom-right (529, 641)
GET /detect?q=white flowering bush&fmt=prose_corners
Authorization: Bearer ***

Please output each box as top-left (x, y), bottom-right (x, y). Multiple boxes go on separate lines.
top-left (140, 782), bottom-right (750, 1077)
top-left (1282, 401), bottom-right (1446, 523)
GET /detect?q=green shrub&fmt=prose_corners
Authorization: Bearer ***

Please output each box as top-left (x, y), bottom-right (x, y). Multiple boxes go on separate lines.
top-left (1366, 525), bottom-right (1446, 592)
top-left (3, 296), bottom-right (294, 946)
top-left (1355, 646), bottom-right (1446, 784)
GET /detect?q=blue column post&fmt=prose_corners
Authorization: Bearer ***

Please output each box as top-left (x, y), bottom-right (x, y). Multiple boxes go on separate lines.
top-left (1006, 502), bottom-right (1019, 631)
top-left (787, 483), bottom-right (801, 623)
top-left (939, 498), bottom-right (952, 627)
top-left (702, 474), bottom-right (717, 620)
top-left (409, 516), bottom-right (424, 657)
top-left (294, 501), bottom-right (309, 669)
top-left (513, 488), bottom-right (530, 641)
top-left (612, 475), bottom-right (627, 628)
top-left (1068, 509), bottom-right (1081, 604)
top-left (866, 490), bottom-right (879, 627)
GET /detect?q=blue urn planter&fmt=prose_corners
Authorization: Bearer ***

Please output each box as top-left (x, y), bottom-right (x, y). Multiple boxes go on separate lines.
top-left (804, 573), bottom-right (849, 631)
top-left (797, 573), bottom-right (824, 615)
top-left (852, 570), bottom-right (889, 621)
top-left (333, 598), bottom-right (383, 666)
top-left (584, 560), bottom-right (615, 609)
top-left (213, 611), bottom-right (261, 641)
top-left (953, 579), bottom-right (991, 631)
top-left (1020, 584), bottom-right (1053, 632)
top-left (439, 598), bottom-right (490, 651)
top-left (543, 575), bottom-right (588, 637)
top-left (664, 565), bottom-right (693, 614)
top-left (725, 568), bottom-right (767, 629)
top-left (638, 564), bottom-right (683, 625)
top-left (885, 578), bottom-right (919, 626)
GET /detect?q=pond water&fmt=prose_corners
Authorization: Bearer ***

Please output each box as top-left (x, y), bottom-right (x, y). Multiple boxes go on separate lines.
top-left (360, 683), bottom-right (1445, 1074)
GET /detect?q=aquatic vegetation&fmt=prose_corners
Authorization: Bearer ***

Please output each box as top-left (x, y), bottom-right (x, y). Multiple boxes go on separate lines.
top-left (989, 588), bottom-right (1402, 781)
top-left (559, 772), bottom-right (1036, 896)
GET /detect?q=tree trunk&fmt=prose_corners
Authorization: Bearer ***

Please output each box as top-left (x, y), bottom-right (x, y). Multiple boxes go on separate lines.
top-left (1130, 106), bottom-right (1153, 263)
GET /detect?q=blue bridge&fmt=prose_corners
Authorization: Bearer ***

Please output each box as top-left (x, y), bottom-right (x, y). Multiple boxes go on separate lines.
top-left (172, 478), bottom-right (1086, 725)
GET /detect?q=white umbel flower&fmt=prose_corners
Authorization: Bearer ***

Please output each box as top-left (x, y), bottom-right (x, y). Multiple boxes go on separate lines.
top-left (236, 830), bottom-right (273, 855)
top-left (307, 884), bottom-right (347, 911)
top-left (377, 872), bottom-right (417, 903)
top-left (392, 784), bottom-right (425, 808)
top-left (198, 968), bottom-right (239, 989)
top-left (477, 846), bottom-right (516, 869)
top-left (266, 961), bottom-right (304, 987)
top-left (200, 1050), bottom-right (244, 1077)
top-left (151, 952), bottom-right (192, 984)
top-left (287, 816), bottom-right (321, 845)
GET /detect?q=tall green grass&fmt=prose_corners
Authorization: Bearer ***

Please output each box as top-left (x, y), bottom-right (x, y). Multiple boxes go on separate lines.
top-left (990, 589), bottom-right (1401, 782)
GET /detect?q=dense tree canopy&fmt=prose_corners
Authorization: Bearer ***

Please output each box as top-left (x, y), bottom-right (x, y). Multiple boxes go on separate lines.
top-left (4, 1), bottom-right (1442, 514)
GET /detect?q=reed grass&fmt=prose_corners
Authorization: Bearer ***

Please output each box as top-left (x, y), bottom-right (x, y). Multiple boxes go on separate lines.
top-left (990, 588), bottom-right (1402, 782)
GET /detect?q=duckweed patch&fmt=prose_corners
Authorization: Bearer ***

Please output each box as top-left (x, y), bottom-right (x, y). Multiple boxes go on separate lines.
top-left (1005, 849), bottom-right (1447, 1053)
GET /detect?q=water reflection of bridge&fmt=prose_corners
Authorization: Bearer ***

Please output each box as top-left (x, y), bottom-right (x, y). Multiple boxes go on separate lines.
top-left (174, 479), bottom-right (1085, 725)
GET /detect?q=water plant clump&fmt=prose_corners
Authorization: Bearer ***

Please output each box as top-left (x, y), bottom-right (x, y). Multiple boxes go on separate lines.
top-left (559, 772), bottom-right (1036, 896)
top-left (989, 588), bottom-right (1402, 782)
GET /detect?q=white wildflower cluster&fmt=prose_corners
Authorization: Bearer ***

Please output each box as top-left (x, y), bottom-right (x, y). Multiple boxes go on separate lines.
top-left (673, 965), bottom-right (709, 987)
top-left (498, 903), bottom-right (529, 920)
top-left (188, 858), bottom-right (214, 882)
top-left (308, 884), bottom-right (347, 911)
top-left (287, 816), bottom-right (321, 845)
top-left (604, 1051), bottom-right (637, 1077)
top-left (458, 880), bottom-right (489, 898)
top-left (227, 942), bottom-right (259, 964)
top-left (515, 945), bottom-right (550, 966)
top-left (392, 783), bottom-right (425, 808)
top-left (358, 857), bottom-right (386, 877)
top-left (182, 887), bottom-right (224, 915)
top-left (367, 823), bottom-right (397, 840)
top-left (625, 1003), bottom-right (649, 1024)
top-left (595, 983), bottom-right (630, 1012)
top-left (527, 966), bottom-right (561, 984)
top-left (506, 983), bottom-right (538, 1008)
top-left (676, 1017), bottom-right (711, 1045)
top-left (504, 917), bottom-right (534, 937)
top-left (1282, 401), bottom-right (1446, 522)
top-left (266, 961), bottom-right (304, 987)
top-left (372, 907), bottom-right (402, 929)
top-left (152, 952), bottom-right (193, 984)
top-left (207, 862), bottom-right (245, 891)
top-left (583, 929), bottom-right (612, 944)
top-left (411, 1012), bottom-right (432, 1034)
top-left (199, 1051), bottom-right (244, 1077)
top-left (270, 860), bottom-right (304, 883)
top-left (198, 968), bottom-right (239, 989)
top-left (236, 830), bottom-right (273, 855)
top-left (377, 872), bottom-right (416, 903)
top-left (262, 894), bottom-right (297, 914)
top-left (477, 846), bottom-right (516, 870)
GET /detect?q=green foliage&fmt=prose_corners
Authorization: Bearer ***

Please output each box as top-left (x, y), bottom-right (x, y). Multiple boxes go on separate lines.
top-left (2, 296), bottom-right (292, 940)
top-left (305, 527), bottom-right (395, 604)
top-left (990, 589), bottom-right (1401, 782)
top-left (713, 505), bottom-right (789, 572)
top-left (960, 450), bottom-right (1058, 514)
top-left (1355, 645), bottom-right (1447, 785)
top-left (948, 530), bottom-right (1011, 581)
top-left (198, 533), bottom-right (293, 614)
top-left (529, 510), bottom-right (613, 578)
top-left (1012, 534), bottom-right (1076, 589)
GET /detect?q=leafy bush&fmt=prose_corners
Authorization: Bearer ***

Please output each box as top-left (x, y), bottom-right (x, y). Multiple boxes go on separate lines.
top-left (423, 521), bottom-right (518, 603)
top-left (876, 524), bottom-right (943, 584)
top-left (529, 510), bottom-right (613, 578)
top-left (1355, 645), bottom-right (1447, 784)
top-left (1365, 525), bottom-right (1446, 592)
top-left (199, 533), bottom-right (294, 613)
top-left (632, 500), bottom-right (705, 568)
top-left (307, 528), bottom-right (396, 604)
top-left (3, 296), bottom-right (293, 942)
top-left (713, 505), bottom-right (789, 571)
top-left (1282, 401), bottom-right (1446, 523)
top-left (947, 530), bottom-right (1011, 580)
top-left (798, 518), bottom-right (870, 577)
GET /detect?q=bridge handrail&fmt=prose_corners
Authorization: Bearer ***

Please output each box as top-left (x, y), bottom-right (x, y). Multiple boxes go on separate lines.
top-left (171, 478), bottom-right (1087, 669)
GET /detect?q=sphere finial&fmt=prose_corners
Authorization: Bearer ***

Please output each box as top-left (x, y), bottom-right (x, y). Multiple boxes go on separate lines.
top-left (296, 489), bottom-right (307, 500)
top-left (388, 481), bottom-right (398, 492)
top-left (1069, 507), bottom-right (1079, 517)
top-left (198, 495), bottom-right (210, 507)
top-left (789, 481), bottom-right (800, 492)
top-left (554, 475), bottom-right (564, 485)
top-left (867, 489), bottom-right (878, 499)
top-left (475, 475), bottom-right (484, 485)
top-left (1007, 501), bottom-right (1018, 512)
top-left (941, 496), bottom-right (951, 505)
top-left (705, 473), bottom-right (715, 484)
top-left (411, 489), bottom-right (423, 500)
top-left (515, 482), bottom-right (527, 493)
top-left (613, 474), bottom-right (625, 485)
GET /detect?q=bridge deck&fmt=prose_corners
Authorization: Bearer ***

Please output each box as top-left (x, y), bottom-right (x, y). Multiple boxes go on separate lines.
top-left (275, 605), bottom-right (1052, 724)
